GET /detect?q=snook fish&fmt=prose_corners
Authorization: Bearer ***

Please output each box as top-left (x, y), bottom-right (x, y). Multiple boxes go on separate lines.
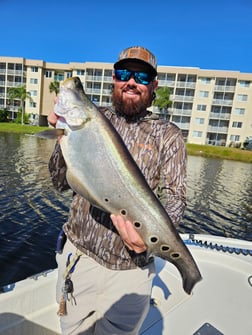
top-left (37, 77), bottom-right (202, 294)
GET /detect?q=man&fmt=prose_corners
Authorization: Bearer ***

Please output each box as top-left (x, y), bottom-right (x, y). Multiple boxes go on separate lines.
top-left (48, 46), bottom-right (187, 335)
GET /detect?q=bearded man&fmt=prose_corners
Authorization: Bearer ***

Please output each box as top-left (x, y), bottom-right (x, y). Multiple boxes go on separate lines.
top-left (48, 46), bottom-right (187, 335)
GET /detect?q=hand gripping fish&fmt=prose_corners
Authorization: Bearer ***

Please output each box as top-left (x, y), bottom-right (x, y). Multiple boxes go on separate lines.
top-left (37, 77), bottom-right (202, 294)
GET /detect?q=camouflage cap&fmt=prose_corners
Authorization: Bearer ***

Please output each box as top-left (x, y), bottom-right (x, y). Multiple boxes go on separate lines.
top-left (114, 46), bottom-right (157, 77)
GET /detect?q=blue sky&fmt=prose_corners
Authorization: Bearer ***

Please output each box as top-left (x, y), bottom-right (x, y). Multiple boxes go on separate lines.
top-left (1, 0), bottom-right (252, 73)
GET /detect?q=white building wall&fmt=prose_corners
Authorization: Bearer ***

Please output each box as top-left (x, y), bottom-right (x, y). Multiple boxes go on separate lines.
top-left (0, 56), bottom-right (252, 146)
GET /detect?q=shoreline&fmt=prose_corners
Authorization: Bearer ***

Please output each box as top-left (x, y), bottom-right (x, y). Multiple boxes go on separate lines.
top-left (1, 123), bottom-right (252, 164)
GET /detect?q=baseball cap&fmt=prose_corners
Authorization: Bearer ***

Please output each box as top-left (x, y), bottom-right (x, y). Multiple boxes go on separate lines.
top-left (114, 46), bottom-right (157, 77)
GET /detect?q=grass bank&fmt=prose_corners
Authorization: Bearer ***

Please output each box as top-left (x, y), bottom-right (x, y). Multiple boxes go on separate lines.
top-left (0, 122), bottom-right (48, 134)
top-left (1, 123), bottom-right (252, 163)
top-left (187, 143), bottom-right (252, 163)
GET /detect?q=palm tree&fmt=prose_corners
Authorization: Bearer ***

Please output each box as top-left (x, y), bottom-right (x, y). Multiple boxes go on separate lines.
top-left (153, 87), bottom-right (172, 120)
top-left (8, 86), bottom-right (33, 125)
top-left (49, 81), bottom-right (60, 96)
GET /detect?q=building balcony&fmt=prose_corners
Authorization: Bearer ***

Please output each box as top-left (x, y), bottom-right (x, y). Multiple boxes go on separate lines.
top-left (209, 112), bottom-right (231, 120)
top-left (7, 81), bottom-right (24, 87)
top-left (173, 95), bottom-right (194, 102)
top-left (103, 76), bottom-right (112, 83)
top-left (158, 79), bottom-right (175, 87)
top-left (102, 89), bottom-right (112, 95)
top-left (172, 108), bottom-right (192, 116)
top-left (101, 101), bottom-right (112, 107)
top-left (86, 75), bottom-right (103, 82)
top-left (212, 99), bottom-right (233, 106)
top-left (214, 85), bottom-right (236, 92)
top-left (176, 81), bottom-right (196, 88)
top-left (206, 139), bottom-right (227, 146)
top-left (207, 126), bottom-right (228, 133)
top-left (172, 122), bottom-right (190, 130)
top-left (85, 88), bottom-right (101, 94)
top-left (5, 105), bottom-right (19, 112)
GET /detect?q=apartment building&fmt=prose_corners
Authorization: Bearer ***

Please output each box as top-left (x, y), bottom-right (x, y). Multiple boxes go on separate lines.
top-left (1, 56), bottom-right (252, 147)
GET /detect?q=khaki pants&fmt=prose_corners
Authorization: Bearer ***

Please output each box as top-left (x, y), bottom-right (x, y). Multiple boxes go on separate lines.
top-left (56, 239), bottom-right (155, 335)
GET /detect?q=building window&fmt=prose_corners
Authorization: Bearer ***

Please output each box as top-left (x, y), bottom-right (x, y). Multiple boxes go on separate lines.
top-left (15, 64), bottom-right (22, 70)
top-left (237, 94), bottom-right (248, 102)
top-left (104, 69), bottom-right (113, 77)
top-left (76, 70), bottom-right (85, 76)
top-left (8, 63), bottom-right (15, 70)
top-left (30, 90), bottom-right (37, 96)
top-left (197, 104), bottom-right (207, 111)
top-left (30, 78), bottom-right (38, 84)
top-left (239, 80), bottom-right (250, 87)
top-left (195, 117), bottom-right (205, 125)
top-left (192, 131), bottom-right (203, 137)
top-left (234, 108), bottom-right (245, 115)
top-left (232, 121), bottom-right (242, 128)
top-left (45, 71), bottom-right (52, 78)
top-left (31, 66), bottom-right (38, 72)
top-left (29, 101), bottom-right (37, 108)
top-left (0, 63), bottom-right (6, 70)
top-left (200, 77), bottom-right (211, 84)
top-left (54, 72), bottom-right (64, 81)
top-left (199, 91), bottom-right (209, 98)
top-left (230, 135), bottom-right (240, 141)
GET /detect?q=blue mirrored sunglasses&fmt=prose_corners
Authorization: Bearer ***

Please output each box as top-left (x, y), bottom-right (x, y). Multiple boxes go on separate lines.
top-left (114, 69), bottom-right (154, 85)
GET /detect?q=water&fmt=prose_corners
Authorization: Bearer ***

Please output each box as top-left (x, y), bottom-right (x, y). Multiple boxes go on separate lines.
top-left (0, 133), bottom-right (71, 287)
top-left (0, 133), bottom-right (251, 287)
top-left (181, 156), bottom-right (252, 240)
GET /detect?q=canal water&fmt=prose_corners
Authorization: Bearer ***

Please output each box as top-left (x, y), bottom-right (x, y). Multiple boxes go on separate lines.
top-left (0, 132), bottom-right (251, 287)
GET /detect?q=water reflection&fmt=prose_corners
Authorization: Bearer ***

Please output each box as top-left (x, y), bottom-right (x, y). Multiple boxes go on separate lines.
top-left (0, 133), bottom-right (71, 286)
top-left (181, 156), bottom-right (252, 240)
top-left (0, 133), bottom-right (251, 286)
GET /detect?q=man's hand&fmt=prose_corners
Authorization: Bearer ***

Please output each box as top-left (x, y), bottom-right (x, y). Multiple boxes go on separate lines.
top-left (48, 110), bottom-right (59, 127)
top-left (48, 96), bottom-right (59, 127)
top-left (110, 214), bottom-right (147, 254)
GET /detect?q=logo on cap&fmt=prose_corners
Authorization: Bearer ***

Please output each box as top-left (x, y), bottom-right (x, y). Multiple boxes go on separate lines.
top-left (115, 46), bottom-right (157, 76)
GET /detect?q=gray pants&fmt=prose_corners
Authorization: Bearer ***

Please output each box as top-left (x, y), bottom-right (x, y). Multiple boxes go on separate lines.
top-left (56, 239), bottom-right (155, 335)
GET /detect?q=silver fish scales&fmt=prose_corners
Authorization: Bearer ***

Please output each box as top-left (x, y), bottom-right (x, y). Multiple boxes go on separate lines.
top-left (37, 77), bottom-right (202, 294)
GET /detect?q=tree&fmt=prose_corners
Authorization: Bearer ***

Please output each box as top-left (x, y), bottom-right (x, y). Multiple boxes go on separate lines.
top-left (8, 86), bottom-right (33, 125)
top-left (153, 87), bottom-right (172, 119)
top-left (0, 108), bottom-right (8, 122)
top-left (49, 81), bottom-right (60, 96)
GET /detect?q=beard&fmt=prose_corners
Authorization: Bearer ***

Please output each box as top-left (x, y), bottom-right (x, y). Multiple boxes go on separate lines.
top-left (112, 88), bottom-right (152, 117)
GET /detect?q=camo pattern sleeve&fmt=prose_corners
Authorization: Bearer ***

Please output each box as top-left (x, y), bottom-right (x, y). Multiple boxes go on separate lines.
top-left (48, 142), bottom-right (70, 192)
top-left (155, 124), bottom-right (187, 227)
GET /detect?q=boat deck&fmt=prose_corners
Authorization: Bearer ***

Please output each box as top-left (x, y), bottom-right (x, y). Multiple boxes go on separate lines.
top-left (1, 234), bottom-right (252, 335)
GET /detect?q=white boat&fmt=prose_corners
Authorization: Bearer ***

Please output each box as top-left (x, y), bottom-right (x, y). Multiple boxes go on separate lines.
top-left (1, 234), bottom-right (252, 335)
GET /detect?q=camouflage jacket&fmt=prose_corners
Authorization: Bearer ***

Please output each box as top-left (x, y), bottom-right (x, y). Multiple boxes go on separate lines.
top-left (48, 108), bottom-right (187, 270)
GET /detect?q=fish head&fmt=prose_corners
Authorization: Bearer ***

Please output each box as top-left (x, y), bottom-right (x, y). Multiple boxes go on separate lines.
top-left (54, 77), bottom-right (87, 128)
top-left (62, 76), bottom-right (84, 91)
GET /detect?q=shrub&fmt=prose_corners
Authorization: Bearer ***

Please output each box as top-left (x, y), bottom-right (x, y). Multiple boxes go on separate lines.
top-left (0, 108), bottom-right (9, 122)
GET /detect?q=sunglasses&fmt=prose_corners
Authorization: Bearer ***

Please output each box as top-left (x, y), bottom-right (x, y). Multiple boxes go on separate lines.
top-left (114, 69), bottom-right (154, 85)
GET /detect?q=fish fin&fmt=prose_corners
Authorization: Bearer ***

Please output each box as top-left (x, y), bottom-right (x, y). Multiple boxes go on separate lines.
top-left (35, 129), bottom-right (65, 139)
